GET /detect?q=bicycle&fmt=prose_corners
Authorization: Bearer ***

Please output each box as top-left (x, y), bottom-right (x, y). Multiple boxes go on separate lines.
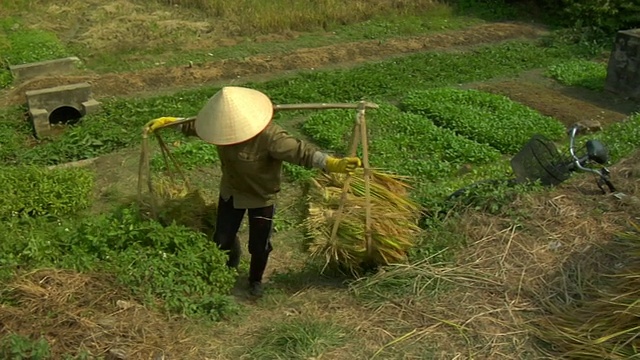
top-left (447, 123), bottom-right (616, 203)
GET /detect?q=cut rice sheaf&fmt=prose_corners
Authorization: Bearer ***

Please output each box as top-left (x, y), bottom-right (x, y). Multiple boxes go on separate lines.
top-left (304, 169), bottom-right (422, 276)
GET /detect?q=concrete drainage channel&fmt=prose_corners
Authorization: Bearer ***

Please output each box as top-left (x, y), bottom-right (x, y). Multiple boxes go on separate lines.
top-left (9, 56), bottom-right (102, 138)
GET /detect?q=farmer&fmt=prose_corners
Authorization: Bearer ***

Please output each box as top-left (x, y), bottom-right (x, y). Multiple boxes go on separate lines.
top-left (146, 86), bottom-right (361, 297)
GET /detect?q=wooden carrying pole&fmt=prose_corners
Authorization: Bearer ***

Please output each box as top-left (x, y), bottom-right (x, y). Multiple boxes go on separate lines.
top-left (156, 102), bottom-right (380, 129)
top-left (328, 101), bottom-right (373, 257)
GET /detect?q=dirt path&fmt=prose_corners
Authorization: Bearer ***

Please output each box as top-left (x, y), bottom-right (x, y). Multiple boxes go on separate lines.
top-left (0, 22), bottom-right (547, 106)
top-left (470, 70), bottom-right (639, 127)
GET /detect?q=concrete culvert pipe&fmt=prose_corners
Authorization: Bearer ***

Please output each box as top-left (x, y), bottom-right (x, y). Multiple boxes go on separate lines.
top-left (49, 106), bottom-right (83, 126)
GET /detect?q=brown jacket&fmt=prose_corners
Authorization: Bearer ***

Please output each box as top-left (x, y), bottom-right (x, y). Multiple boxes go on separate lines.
top-left (182, 121), bottom-right (321, 209)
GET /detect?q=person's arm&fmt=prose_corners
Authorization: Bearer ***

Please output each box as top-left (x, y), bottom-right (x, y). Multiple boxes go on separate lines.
top-left (267, 124), bottom-right (361, 173)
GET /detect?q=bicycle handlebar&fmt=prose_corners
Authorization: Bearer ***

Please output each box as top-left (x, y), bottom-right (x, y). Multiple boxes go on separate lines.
top-left (568, 124), bottom-right (617, 193)
top-left (568, 125), bottom-right (607, 177)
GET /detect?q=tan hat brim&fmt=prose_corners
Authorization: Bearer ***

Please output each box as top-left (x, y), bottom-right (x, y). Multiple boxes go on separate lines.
top-left (194, 86), bottom-right (274, 145)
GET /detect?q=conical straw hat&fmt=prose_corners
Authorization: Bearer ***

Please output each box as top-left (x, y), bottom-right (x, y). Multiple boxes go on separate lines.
top-left (194, 86), bottom-right (274, 145)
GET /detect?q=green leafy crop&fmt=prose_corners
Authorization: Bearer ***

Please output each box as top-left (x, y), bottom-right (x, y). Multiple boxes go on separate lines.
top-left (546, 59), bottom-right (607, 91)
top-left (151, 138), bottom-right (220, 171)
top-left (302, 103), bottom-right (501, 179)
top-left (0, 334), bottom-right (51, 360)
top-left (1, 40), bottom-right (585, 167)
top-left (301, 102), bottom-right (503, 206)
top-left (596, 113), bottom-right (640, 163)
top-left (3, 205), bottom-right (238, 321)
top-left (0, 166), bottom-right (94, 219)
top-left (399, 88), bottom-right (566, 154)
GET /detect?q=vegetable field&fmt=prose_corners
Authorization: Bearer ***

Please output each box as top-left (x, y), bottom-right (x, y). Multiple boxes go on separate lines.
top-left (1, 1), bottom-right (640, 359)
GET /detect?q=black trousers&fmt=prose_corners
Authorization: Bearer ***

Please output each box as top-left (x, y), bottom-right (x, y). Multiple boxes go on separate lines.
top-left (213, 196), bottom-right (274, 283)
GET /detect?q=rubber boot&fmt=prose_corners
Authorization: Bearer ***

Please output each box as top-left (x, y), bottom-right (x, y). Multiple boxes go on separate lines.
top-left (248, 252), bottom-right (269, 297)
top-left (226, 235), bottom-right (241, 269)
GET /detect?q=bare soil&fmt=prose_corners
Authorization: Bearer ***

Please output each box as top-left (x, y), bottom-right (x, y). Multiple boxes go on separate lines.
top-left (470, 69), bottom-right (640, 127)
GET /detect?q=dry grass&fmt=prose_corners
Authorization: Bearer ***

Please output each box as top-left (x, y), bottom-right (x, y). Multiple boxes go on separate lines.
top-left (160, 0), bottom-right (440, 35)
top-left (347, 150), bottom-right (640, 359)
top-left (529, 225), bottom-right (640, 359)
top-left (0, 269), bottom-right (215, 359)
top-left (4, 0), bottom-right (445, 55)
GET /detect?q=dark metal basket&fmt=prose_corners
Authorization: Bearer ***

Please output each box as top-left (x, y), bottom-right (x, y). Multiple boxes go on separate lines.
top-left (510, 135), bottom-right (572, 186)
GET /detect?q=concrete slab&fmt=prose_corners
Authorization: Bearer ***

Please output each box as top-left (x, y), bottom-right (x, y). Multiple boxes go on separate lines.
top-left (29, 108), bottom-right (50, 136)
top-left (26, 83), bottom-right (92, 109)
top-left (9, 57), bottom-right (82, 83)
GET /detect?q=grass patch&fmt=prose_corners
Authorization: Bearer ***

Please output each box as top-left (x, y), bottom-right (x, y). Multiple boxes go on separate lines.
top-left (0, 18), bottom-right (70, 88)
top-left (347, 216), bottom-right (471, 309)
top-left (595, 113), bottom-right (640, 163)
top-left (399, 88), bottom-right (566, 154)
top-left (546, 59), bottom-right (607, 91)
top-left (0, 334), bottom-right (51, 360)
top-left (0, 1), bottom-right (479, 74)
top-left (245, 318), bottom-right (348, 359)
top-left (85, 10), bottom-right (481, 73)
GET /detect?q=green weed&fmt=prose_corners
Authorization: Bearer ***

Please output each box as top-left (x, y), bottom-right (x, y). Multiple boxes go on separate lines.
top-left (0, 334), bottom-right (50, 360)
top-left (546, 59), bottom-right (607, 91)
top-left (0, 334), bottom-right (92, 360)
top-left (246, 318), bottom-right (348, 359)
top-left (2, 204), bottom-right (238, 321)
top-left (0, 165), bottom-right (94, 220)
top-left (399, 88), bottom-right (566, 154)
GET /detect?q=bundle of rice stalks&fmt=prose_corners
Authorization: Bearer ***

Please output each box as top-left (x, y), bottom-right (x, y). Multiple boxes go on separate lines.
top-left (304, 169), bottom-right (422, 276)
top-left (138, 176), bottom-right (218, 235)
top-left (138, 129), bottom-right (217, 235)
top-left (530, 223), bottom-right (640, 359)
top-left (316, 169), bottom-right (419, 213)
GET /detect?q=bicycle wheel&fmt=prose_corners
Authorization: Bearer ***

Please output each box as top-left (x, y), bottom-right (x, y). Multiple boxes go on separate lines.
top-left (510, 135), bottom-right (571, 186)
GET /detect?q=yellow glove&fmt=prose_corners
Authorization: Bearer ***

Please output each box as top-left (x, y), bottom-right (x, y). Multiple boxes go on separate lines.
top-left (325, 156), bottom-right (362, 174)
top-left (144, 117), bottom-right (181, 132)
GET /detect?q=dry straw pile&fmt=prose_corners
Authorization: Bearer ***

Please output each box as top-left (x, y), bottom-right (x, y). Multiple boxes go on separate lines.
top-left (0, 269), bottom-right (208, 359)
top-left (531, 222), bottom-right (640, 359)
top-left (304, 169), bottom-right (422, 276)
